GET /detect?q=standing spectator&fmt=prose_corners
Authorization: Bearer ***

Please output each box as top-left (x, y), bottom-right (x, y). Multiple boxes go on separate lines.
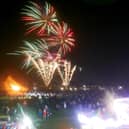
top-left (63, 101), bottom-right (67, 109)
top-left (43, 105), bottom-right (48, 120)
top-left (5, 106), bottom-right (10, 115)
top-left (38, 108), bottom-right (42, 119)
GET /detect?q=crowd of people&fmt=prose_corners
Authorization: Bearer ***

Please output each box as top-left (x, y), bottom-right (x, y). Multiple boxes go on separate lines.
top-left (26, 87), bottom-right (129, 119)
top-left (28, 88), bottom-right (107, 119)
top-left (0, 86), bottom-right (128, 121)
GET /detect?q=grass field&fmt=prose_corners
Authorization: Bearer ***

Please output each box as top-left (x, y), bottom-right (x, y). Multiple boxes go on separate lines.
top-left (35, 109), bottom-right (80, 129)
top-left (0, 99), bottom-right (81, 129)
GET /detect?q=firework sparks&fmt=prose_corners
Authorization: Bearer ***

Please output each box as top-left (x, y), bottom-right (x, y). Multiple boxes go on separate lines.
top-left (25, 55), bottom-right (58, 87)
top-left (10, 39), bottom-right (60, 87)
top-left (47, 22), bottom-right (75, 55)
top-left (18, 51), bottom-right (58, 87)
top-left (57, 60), bottom-right (76, 86)
top-left (13, 39), bottom-right (48, 71)
top-left (43, 52), bottom-right (61, 62)
top-left (9, 1), bottom-right (77, 88)
top-left (38, 59), bottom-right (58, 86)
top-left (21, 1), bottom-right (58, 35)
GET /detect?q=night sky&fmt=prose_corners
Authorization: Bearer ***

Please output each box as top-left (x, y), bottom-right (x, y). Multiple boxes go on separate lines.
top-left (0, 0), bottom-right (129, 87)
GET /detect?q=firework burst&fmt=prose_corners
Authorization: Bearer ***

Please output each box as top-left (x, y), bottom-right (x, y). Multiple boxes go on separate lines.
top-left (47, 22), bottom-right (75, 55)
top-left (38, 60), bottom-right (58, 86)
top-left (11, 39), bottom-right (60, 86)
top-left (21, 1), bottom-right (58, 35)
top-left (12, 39), bottom-right (48, 71)
top-left (57, 60), bottom-right (76, 86)
top-left (10, 1), bottom-right (77, 88)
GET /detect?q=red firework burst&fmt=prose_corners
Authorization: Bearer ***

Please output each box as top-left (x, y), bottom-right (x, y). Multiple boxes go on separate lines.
top-left (46, 22), bottom-right (75, 55)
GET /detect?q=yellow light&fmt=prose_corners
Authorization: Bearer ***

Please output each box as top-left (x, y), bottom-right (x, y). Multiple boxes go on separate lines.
top-left (57, 61), bottom-right (76, 87)
top-left (69, 87), bottom-right (72, 91)
top-left (60, 87), bottom-right (64, 91)
top-left (74, 87), bottom-right (77, 91)
top-left (11, 84), bottom-right (21, 91)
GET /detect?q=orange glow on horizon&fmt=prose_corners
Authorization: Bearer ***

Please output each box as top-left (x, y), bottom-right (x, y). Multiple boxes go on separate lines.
top-left (4, 76), bottom-right (28, 96)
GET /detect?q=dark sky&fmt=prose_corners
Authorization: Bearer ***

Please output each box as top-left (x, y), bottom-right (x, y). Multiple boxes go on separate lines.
top-left (0, 0), bottom-right (129, 87)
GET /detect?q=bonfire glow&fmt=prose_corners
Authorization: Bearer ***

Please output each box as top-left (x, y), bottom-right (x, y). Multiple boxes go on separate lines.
top-left (11, 84), bottom-right (21, 91)
top-left (4, 76), bottom-right (28, 96)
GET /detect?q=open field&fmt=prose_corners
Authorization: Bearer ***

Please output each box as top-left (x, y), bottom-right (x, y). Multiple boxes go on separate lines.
top-left (35, 109), bottom-right (80, 129)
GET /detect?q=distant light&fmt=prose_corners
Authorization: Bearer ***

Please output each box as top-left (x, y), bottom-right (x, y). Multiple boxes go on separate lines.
top-left (69, 87), bottom-right (72, 91)
top-left (74, 87), bottom-right (77, 91)
top-left (60, 87), bottom-right (64, 91)
top-left (98, 86), bottom-right (105, 90)
top-left (38, 95), bottom-right (42, 99)
top-left (33, 86), bottom-right (37, 91)
top-left (82, 85), bottom-right (86, 88)
top-left (118, 86), bottom-right (123, 90)
top-left (79, 67), bottom-right (82, 72)
top-left (83, 88), bottom-right (86, 91)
